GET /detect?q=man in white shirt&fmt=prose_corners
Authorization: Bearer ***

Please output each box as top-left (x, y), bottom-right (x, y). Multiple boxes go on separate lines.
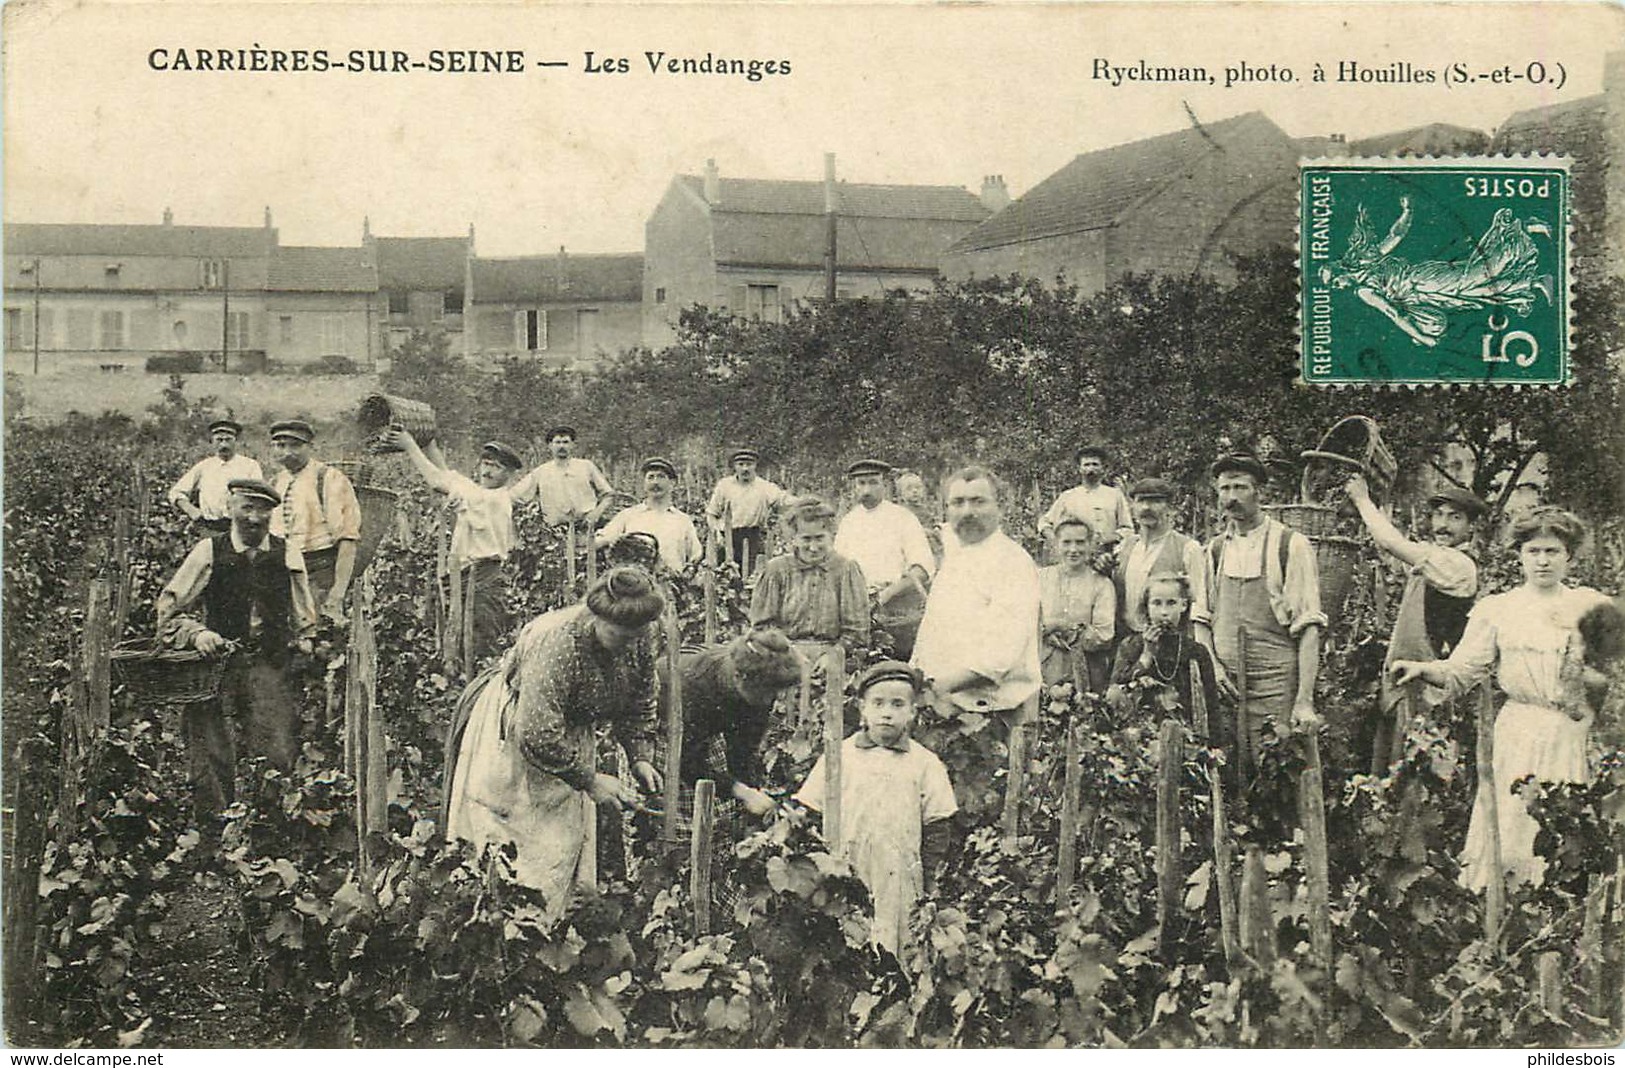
top-left (834, 458), bottom-right (935, 658)
top-left (384, 428), bottom-right (524, 661)
top-left (706, 448), bottom-right (792, 574)
top-left (1038, 444), bottom-right (1134, 548)
top-left (509, 425), bottom-right (615, 528)
top-left (597, 456), bottom-right (703, 575)
top-left (912, 465), bottom-right (1042, 725)
top-left (268, 418), bottom-right (362, 623)
top-left (167, 418), bottom-right (264, 533)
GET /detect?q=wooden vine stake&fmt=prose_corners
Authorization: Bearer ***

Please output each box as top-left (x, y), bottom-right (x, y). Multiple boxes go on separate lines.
top-left (433, 518), bottom-right (449, 664)
top-left (83, 577), bottom-right (112, 733)
top-left (823, 645), bottom-right (846, 853)
top-left (702, 529), bottom-right (719, 644)
top-left (444, 553), bottom-right (463, 676)
top-left (345, 598), bottom-right (386, 876)
top-left (1156, 717), bottom-right (1185, 955)
top-left (462, 565), bottom-right (477, 678)
top-left (1191, 681), bottom-right (1238, 966)
top-left (1239, 844), bottom-right (1275, 966)
top-left (564, 514), bottom-right (579, 596)
top-left (1001, 695), bottom-right (1037, 851)
top-left (1056, 719), bottom-right (1084, 902)
top-left (1580, 873), bottom-right (1606, 1018)
top-left (1298, 730), bottom-right (1333, 970)
top-left (1477, 684), bottom-right (1505, 950)
top-left (662, 609), bottom-right (685, 842)
top-left (689, 779), bottom-right (716, 935)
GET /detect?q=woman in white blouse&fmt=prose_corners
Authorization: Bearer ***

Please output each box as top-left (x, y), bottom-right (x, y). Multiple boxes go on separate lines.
top-left (1392, 508), bottom-right (1610, 891)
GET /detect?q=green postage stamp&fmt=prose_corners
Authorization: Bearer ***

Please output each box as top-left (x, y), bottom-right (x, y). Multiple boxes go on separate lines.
top-left (1300, 157), bottom-right (1571, 387)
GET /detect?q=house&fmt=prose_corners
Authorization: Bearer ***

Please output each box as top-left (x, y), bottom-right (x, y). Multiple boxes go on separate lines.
top-left (265, 245), bottom-right (379, 369)
top-left (468, 251), bottom-right (643, 368)
top-left (643, 161), bottom-right (992, 348)
top-left (942, 112), bottom-right (1304, 292)
top-left (3, 209), bottom-right (277, 375)
top-left (367, 222), bottom-right (471, 352)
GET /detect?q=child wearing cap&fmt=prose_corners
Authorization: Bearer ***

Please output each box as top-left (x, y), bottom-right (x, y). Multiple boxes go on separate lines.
top-left (794, 661), bottom-right (958, 953)
top-left (597, 457), bottom-right (703, 574)
top-left (383, 428), bottom-right (523, 661)
top-left (167, 418), bottom-right (264, 533)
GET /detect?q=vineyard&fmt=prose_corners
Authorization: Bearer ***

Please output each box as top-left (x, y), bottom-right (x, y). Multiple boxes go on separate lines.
top-left (6, 267), bottom-right (1625, 1049)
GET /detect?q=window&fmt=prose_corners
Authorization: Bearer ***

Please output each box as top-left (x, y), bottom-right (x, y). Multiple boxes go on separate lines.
top-left (201, 260), bottom-right (224, 289)
top-left (98, 310), bottom-right (125, 349)
top-left (654, 286), bottom-right (666, 304)
top-left (279, 316), bottom-right (294, 344)
top-left (320, 315), bottom-right (346, 356)
top-left (515, 309), bottom-right (548, 352)
top-left (387, 291), bottom-right (409, 315)
top-left (443, 290), bottom-right (463, 316)
top-left (744, 283), bottom-right (781, 323)
top-left (226, 311), bottom-right (250, 350)
top-left (4, 308), bottom-right (28, 348)
top-left (104, 264), bottom-right (122, 286)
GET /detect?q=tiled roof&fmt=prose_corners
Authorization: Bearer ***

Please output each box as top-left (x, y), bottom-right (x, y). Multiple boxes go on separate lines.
top-left (1493, 93), bottom-right (1606, 151)
top-left (1349, 123), bottom-right (1489, 156)
top-left (677, 176), bottom-right (989, 221)
top-left (471, 254), bottom-right (643, 303)
top-left (950, 112), bottom-right (1295, 253)
top-left (267, 245), bottom-right (376, 292)
top-left (3, 222), bottom-right (274, 258)
top-left (712, 213), bottom-right (976, 272)
top-left (374, 236), bottom-right (469, 290)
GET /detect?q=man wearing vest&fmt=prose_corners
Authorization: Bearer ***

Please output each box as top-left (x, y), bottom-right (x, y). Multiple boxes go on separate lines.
top-left (1207, 453), bottom-right (1326, 770)
top-left (1113, 477), bottom-right (1231, 695)
top-left (1345, 473), bottom-right (1484, 770)
top-left (166, 418), bottom-right (264, 534)
top-left (268, 418), bottom-right (362, 623)
top-left (156, 478), bottom-right (316, 843)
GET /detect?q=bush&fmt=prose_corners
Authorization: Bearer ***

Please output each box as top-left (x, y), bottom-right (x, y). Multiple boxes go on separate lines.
top-left (144, 353), bottom-right (205, 374)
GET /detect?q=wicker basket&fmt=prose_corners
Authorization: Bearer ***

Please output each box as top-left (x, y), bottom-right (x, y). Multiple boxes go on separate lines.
top-left (357, 393), bottom-right (437, 452)
top-left (1264, 504), bottom-right (1367, 619)
top-left (354, 484), bottom-right (401, 573)
top-left (111, 641), bottom-right (228, 705)
top-left (1301, 415), bottom-right (1397, 497)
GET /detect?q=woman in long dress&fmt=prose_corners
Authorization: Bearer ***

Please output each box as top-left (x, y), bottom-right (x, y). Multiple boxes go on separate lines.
top-left (443, 567), bottom-right (667, 913)
top-left (1392, 509), bottom-right (1610, 890)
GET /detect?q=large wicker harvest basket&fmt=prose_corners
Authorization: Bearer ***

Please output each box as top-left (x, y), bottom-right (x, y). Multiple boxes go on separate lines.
top-left (1264, 503), bottom-right (1364, 620)
top-left (111, 641), bottom-right (228, 705)
top-left (357, 393), bottom-right (437, 452)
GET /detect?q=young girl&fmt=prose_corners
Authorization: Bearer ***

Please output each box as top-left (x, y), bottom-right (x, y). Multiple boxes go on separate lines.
top-left (1107, 572), bottom-right (1222, 745)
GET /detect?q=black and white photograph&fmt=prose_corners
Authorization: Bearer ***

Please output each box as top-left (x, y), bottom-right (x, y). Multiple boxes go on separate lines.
top-left (3, 0), bottom-right (1624, 1052)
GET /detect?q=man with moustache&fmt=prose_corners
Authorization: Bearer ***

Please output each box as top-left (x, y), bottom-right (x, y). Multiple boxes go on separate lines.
top-left (706, 448), bottom-right (793, 573)
top-left (1345, 473), bottom-right (1485, 768)
top-left (268, 419), bottom-right (361, 623)
top-left (1038, 444), bottom-right (1134, 548)
top-left (510, 424), bottom-right (616, 529)
top-left (834, 458), bottom-right (935, 658)
top-left (912, 466), bottom-right (1042, 725)
top-left (597, 456), bottom-right (704, 575)
top-left (167, 418), bottom-right (265, 533)
top-left (156, 478), bottom-right (315, 843)
top-left (1207, 453), bottom-right (1326, 769)
top-left (1113, 477), bottom-right (1230, 695)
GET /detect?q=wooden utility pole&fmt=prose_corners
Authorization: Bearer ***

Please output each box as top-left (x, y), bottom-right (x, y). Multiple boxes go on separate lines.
top-left (823, 153), bottom-right (838, 305)
top-left (221, 259), bottom-right (231, 373)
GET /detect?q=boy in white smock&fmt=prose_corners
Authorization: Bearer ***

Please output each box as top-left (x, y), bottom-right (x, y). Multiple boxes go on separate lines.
top-left (795, 661), bottom-right (957, 953)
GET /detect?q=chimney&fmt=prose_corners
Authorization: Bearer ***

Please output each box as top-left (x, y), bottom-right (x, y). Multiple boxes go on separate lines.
top-left (362, 215), bottom-right (372, 244)
top-left (980, 175), bottom-right (1011, 213)
top-left (557, 245), bottom-right (570, 292)
top-left (468, 222), bottom-right (476, 256)
top-left (263, 205), bottom-right (273, 229)
top-left (1326, 133), bottom-right (1350, 159)
top-left (162, 207), bottom-right (173, 227)
top-left (703, 158), bottom-right (720, 204)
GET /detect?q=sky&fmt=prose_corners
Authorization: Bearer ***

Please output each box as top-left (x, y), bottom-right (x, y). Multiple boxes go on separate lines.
top-left (4, 1), bottom-right (1620, 257)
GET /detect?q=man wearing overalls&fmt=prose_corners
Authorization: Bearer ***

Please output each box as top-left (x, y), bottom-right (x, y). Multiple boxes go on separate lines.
top-left (1206, 453), bottom-right (1327, 772)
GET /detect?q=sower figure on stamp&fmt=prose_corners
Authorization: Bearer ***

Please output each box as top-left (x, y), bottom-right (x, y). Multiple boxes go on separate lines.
top-left (268, 418), bottom-right (362, 624)
top-left (156, 478), bottom-right (316, 848)
top-left (1345, 473), bottom-right (1484, 771)
top-left (384, 428), bottom-right (524, 663)
top-left (1206, 452), bottom-right (1326, 775)
top-left (833, 458), bottom-right (934, 660)
top-left (706, 448), bottom-right (792, 576)
top-left (509, 424), bottom-right (616, 532)
top-left (167, 418), bottom-right (264, 535)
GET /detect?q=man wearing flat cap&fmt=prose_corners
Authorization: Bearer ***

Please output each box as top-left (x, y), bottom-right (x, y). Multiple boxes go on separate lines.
top-left (268, 418), bottom-right (362, 623)
top-left (1038, 444), bottom-right (1134, 548)
top-left (1113, 477), bottom-right (1227, 693)
top-left (597, 457), bottom-right (703, 574)
top-left (1207, 452), bottom-right (1326, 768)
top-left (1345, 472), bottom-right (1485, 769)
top-left (509, 424), bottom-right (616, 529)
top-left (383, 428), bottom-right (525, 661)
top-left (706, 448), bottom-right (793, 575)
top-left (834, 458), bottom-right (935, 658)
top-left (167, 417), bottom-right (264, 533)
top-left (156, 477), bottom-right (315, 846)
